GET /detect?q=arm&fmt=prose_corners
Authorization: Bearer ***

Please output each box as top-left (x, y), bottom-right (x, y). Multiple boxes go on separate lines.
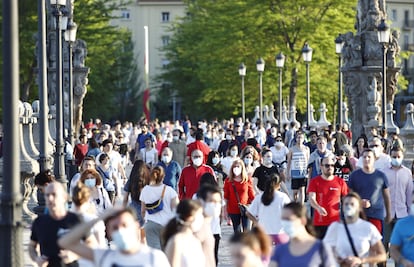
top-left (29, 240), bottom-right (48, 267)
top-left (308, 192), bottom-right (327, 216)
top-left (406, 177), bottom-right (413, 213)
top-left (164, 237), bottom-right (182, 267)
top-left (170, 196), bottom-right (179, 211)
top-left (141, 201), bottom-right (146, 222)
top-left (390, 244), bottom-right (414, 267)
top-left (246, 210), bottom-right (258, 226)
top-left (348, 240), bottom-right (386, 266)
top-left (382, 188), bottom-right (392, 223)
top-left (57, 218), bottom-right (98, 262)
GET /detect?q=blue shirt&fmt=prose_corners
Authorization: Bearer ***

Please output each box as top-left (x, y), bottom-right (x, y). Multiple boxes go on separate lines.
top-left (136, 132), bottom-right (156, 149)
top-left (390, 215), bottom-right (414, 264)
top-left (348, 169), bottom-right (389, 220)
top-left (157, 160), bottom-right (182, 191)
top-left (271, 240), bottom-right (336, 267)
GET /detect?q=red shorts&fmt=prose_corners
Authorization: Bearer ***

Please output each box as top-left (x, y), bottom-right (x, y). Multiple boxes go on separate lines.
top-left (368, 217), bottom-right (383, 234)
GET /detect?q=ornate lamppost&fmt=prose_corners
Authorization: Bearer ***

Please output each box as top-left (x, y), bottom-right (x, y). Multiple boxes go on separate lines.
top-left (51, 0), bottom-right (67, 184)
top-left (335, 34), bottom-right (344, 126)
top-left (377, 19), bottom-right (390, 128)
top-left (239, 63), bottom-right (246, 122)
top-left (256, 58), bottom-right (265, 121)
top-left (302, 43), bottom-right (313, 125)
top-left (275, 52), bottom-right (285, 128)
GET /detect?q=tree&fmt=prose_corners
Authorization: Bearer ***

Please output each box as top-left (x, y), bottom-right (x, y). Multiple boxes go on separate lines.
top-left (159, 0), bottom-right (357, 122)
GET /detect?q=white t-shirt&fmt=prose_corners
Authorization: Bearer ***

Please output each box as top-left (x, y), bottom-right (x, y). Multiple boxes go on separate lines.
top-left (93, 246), bottom-right (170, 267)
top-left (270, 146), bottom-right (289, 164)
top-left (323, 218), bottom-right (382, 259)
top-left (356, 153), bottom-right (390, 170)
top-left (139, 148), bottom-right (158, 167)
top-left (247, 191), bottom-right (291, 234)
top-left (140, 184), bottom-right (177, 226)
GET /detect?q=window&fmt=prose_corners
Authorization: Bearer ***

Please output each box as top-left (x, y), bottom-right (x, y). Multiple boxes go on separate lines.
top-left (121, 9), bottom-right (130, 20)
top-left (162, 36), bottom-right (170, 46)
top-left (404, 10), bottom-right (409, 27)
top-left (391, 9), bottom-right (397, 21)
top-left (404, 34), bottom-right (409, 50)
top-left (162, 12), bottom-right (170, 22)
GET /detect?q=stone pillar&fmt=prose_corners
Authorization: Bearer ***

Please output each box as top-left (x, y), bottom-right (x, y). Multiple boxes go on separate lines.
top-left (252, 106), bottom-right (260, 124)
top-left (268, 105), bottom-right (278, 125)
top-left (343, 0), bottom-right (401, 143)
top-left (400, 103), bottom-right (414, 159)
top-left (289, 106), bottom-right (300, 128)
top-left (316, 103), bottom-right (331, 128)
top-left (263, 105), bottom-right (270, 123)
top-left (281, 104), bottom-right (290, 127)
top-left (386, 103), bottom-right (399, 134)
top-left (308, 104), bottom-right (318, 128)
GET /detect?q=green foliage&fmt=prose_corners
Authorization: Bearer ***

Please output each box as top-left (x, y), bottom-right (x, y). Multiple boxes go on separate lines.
top-left (159, 0), bottom-right (358, 121)
top-left (0, 0), bottom-right (142, 122)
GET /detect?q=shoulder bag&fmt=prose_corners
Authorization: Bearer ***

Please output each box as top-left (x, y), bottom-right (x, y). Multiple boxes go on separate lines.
top-left (231, 182), bottom-right (248, 217)
top-left (145, 185), bottom-right (166, 214)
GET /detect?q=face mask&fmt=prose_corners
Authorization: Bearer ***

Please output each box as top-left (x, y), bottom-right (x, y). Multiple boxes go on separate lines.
top-left (212, 157), bottom-right (220, 165)
top-left (281, 220), bottom-right (298, 238)
top-left (230, 150), bottom-right (238, 157)
top-left (410, 203), bottom-right (414, 216)
top-left (244, 158), bottom-right (253, 166)
top-left (391, 158), bottom-right (403, 167)
top-left (84, 178), bottom-right (96, 188)
top-left (167, 137), bottom-right (173, 143)
top-left (111, 227), bottom-right (137, 251)
top-left (204, 202), bottom-right (221, 218)
top-left (161, 155), bottom-right (171, 164)
top-left (233, 166), bottom-right (242, 176)
top-left (338, 159), bottom-right (346, 166)
top-left (172, 136), bottom-right (179, 141)
top-left (192, 157), bottom-right (203, 167)
top-left (264, 157), bottom-right (273, 165)
top-left (343, 205), bottom-right (357, 217)
top-left (275, 141), bottom-right (282, 148)
top-left (226, 135), bottom-right (232, 141)
top-left (191, 213), bottom-right (205, 233)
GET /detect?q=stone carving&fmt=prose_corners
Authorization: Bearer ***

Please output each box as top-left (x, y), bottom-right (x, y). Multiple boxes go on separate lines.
top-left (252, 106), bottom-right (260, 124)
top-left (386, 103), bottom-right (399, 134)
top-left (308, 104), bottom-right (318, 127)
top-left (74, 39), bottom-right (87, 67)
top-left (366, 77), bottom-right (381, 126)
top-left (387, 30), bottom-right (401, 68)
top-left (281, 105), bottom-right (290, 127)
top-left (316, 103), bottom-right (331, 128)
top-left (289, 106), bottom-right (300, 128)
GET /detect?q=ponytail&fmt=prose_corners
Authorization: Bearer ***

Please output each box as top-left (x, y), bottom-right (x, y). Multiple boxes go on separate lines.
top-left (261, 173), bottom-right (280, 206)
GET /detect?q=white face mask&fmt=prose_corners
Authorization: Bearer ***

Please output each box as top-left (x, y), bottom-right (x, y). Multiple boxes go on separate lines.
top-left (338, 159), bottom-right (346, 166)
top-left (226, 135), bottom-right (232, 141)
top-left (391, 158), bottom-right (403, 167)
top-left (191, 213), bottom-right (205, 233)
top-left (204, 202), bottom-right (221, 218)
top-left (230, 149), bottom-right (238, 157)
top-left (111, 227), bottom-right (137, 251)
top-left (167, 137), bottom-right (173, 143)
top-left (84, 178), bottom-right (96, 188)
top-left (264, 157), bottom-right (273, 165)
top-left (192, 157), bottom-right (203, 167)
top-left (161, 155), bottom-right (171, 164)
top-left (233, 166), bottom-right (242, 176)
top-left (343, 205), bottom-right (357, 218)
top-left (281, 220), bottom-right (298, 238)
top-left (172, 136), bottom-right (179, 141)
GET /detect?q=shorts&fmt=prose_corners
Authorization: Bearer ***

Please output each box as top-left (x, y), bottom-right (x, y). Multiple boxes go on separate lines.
top-left (291, 178), bottom-right (307, 189)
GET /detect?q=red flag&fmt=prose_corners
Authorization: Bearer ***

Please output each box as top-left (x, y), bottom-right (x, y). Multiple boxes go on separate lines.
top-left (143, 89), bottom-right (150, 121)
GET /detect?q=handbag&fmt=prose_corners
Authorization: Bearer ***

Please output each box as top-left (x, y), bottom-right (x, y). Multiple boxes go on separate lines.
top-left (145, 185), bottom-right (166, 214)
top-left (231, 182), bottom-right (248, 216)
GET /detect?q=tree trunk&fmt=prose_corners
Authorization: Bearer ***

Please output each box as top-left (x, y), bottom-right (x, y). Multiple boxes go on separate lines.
top-left (289, 67), bottom-right (298, 109)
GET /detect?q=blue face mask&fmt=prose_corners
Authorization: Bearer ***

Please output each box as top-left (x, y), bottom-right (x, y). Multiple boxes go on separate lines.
top-left (84, 178), bottom-right (96, 188)
top-left (391, 158), bottom-right (402, 167)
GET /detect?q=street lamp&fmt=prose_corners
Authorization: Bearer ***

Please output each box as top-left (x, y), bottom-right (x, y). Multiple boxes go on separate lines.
top-left (302, 42), bottom-right (313, 126)
top-left (51, 0), bottom-right (67, 184)
top-left (275, 52), bottom-right (285, 128)
top-left (335, 34), bottom-right (344, 126)
top-left (256, 58), bottom-right (265, 121)
top-left (239, 63), bottom-right (246, 122)
top-left (64, 20), bottom-right (77, 148)
top-left (378, 19), bottom-right (390, 128)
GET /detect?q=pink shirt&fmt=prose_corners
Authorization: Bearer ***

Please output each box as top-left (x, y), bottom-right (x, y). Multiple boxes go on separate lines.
top-left (382, 165), bottom-right (413, 218)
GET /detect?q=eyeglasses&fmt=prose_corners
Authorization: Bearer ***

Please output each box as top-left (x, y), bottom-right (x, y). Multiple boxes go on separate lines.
top-left (323, 164), bottom-right (335, 168)
top-left (276, 139), bottom-right (283, 142)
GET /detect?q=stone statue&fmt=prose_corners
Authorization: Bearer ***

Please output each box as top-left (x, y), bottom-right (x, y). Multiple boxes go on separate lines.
top-left (387, 30), bottom-right (401, 68)
top-left (74, 39), bottom-right (87, 67)
top-left (366, 77), bottom-right (381, 126)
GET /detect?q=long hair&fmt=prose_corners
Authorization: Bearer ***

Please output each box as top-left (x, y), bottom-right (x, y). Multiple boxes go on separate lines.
top-left (261, 173), bottom-right (281, 206)
top-left (149, 166), bottom-right (165, 185)
top-left (228, 159), bottom-right (249, 183)
top-left (161, 199), bottom-right (202, 249)
top-left (128, 160), bottom-right (150, 202)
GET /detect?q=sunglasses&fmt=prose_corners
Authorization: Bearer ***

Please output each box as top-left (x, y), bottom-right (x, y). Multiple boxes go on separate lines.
top-left (323, 164), bottom-right (335, 168)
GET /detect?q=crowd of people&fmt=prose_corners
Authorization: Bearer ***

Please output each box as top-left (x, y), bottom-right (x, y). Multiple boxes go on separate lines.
top-left (28, 117), bottom-right (414, 267)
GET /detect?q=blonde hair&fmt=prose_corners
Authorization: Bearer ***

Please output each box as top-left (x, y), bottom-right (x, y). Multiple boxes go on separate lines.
top-left (72, 182), bottom-right (91, 207)
top-left (149, 166), bottom-right (165, 184)
top-left (228, 159), bottom-right (249, 183)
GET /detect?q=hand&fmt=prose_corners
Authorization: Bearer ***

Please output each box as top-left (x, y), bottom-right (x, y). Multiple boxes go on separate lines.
top-left (317, 206), bottom-right (328, 216)
top-left (344, 256), bottom-right (363, 267)
top-left (59, 249), bottom-right (78, 264)
top-left (35, 255), bottom-right (48, 267)
top-left (362, 199), bottom-right (371, 208)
